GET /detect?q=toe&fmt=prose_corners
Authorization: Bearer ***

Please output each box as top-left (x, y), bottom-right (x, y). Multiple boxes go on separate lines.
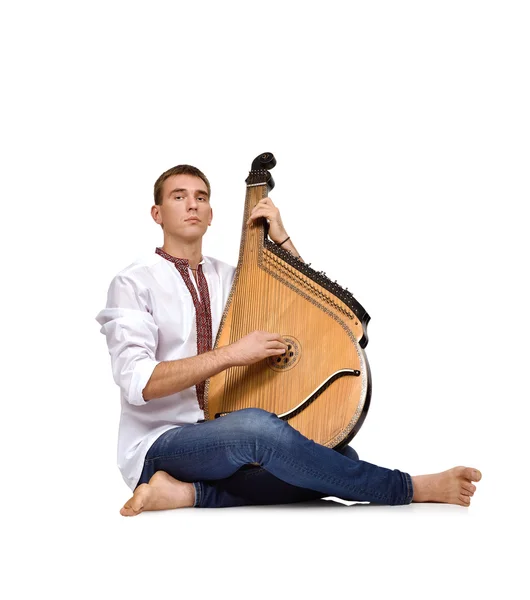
top-left (121, 503), bottom-right (142, 516)
top-left (462, 483), bottom-right (476, 495)
top-left (460, 467), bottom-right (482, 483)
top-left (458, 494), bottom-right (471, 506)
top-left (120, 488), bottom-right (147, 516)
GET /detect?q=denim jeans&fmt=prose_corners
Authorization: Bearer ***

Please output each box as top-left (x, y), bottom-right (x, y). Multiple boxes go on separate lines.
top-left (136, 407), bottom-right (413, 507)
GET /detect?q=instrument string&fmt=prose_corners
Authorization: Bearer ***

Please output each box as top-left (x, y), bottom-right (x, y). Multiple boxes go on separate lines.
top-left (257, 184), bottom-right (266, 409)
top-left (227, 185), bottom-right (260, 406)
top-left (239, 188), bottom-right (255, 403)
top-left (225, 188), bottom-right (245, 403)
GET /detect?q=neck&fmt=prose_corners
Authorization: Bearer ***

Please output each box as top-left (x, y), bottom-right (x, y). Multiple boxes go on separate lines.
top-left (161, 237), bottom-right (203, 270)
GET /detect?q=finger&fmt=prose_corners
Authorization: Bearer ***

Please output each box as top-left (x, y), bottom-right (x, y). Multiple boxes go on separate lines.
top-left (250, 202), bottom-right (277, 216)
top-left (266, 341), bottom-right (288, 350)
top-left (269, 347), bottom-right (287, 355)
top-left (247, 210), bottom-right (270, 224)
top-left (264, 333), bottom-right (288, 345)
top-left (250, 201), bottom-right (270, 215)
top-left (268, 347), bottom-right (287, 355)
top-left (256, 203), bottom-right (278, 216)
top-left (249, 207), bottom-right (272, 217)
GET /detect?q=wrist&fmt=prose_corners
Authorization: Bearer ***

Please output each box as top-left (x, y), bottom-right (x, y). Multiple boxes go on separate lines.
top-left (217, 345), bottom-right (237, 369)
top-left (275, 238), bottom-right (304, 262)
top-left (274, 234), bottom-right (290, 247)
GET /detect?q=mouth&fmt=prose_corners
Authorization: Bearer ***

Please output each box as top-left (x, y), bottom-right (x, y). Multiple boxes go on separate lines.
top-left (185, 217), bottom-right (201, 222)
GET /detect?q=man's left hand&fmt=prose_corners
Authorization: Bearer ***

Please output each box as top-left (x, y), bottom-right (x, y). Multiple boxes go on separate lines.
top-left (246, 197), bottom-right (289, 244)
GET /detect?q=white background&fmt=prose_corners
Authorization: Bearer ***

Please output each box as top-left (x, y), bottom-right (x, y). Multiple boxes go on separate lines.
top-left (1, 1), bottom-right (529, 598)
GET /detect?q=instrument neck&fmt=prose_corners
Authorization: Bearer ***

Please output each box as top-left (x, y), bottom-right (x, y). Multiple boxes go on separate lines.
top-left (239, 184), bottom-right (268, 266)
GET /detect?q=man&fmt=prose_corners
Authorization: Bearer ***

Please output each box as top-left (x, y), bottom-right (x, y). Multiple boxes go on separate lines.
top-left (95, 164), bottom-right (481, 516)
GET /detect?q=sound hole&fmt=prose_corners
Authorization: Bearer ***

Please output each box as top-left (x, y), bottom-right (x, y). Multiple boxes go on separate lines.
top-left (267, 335), bottom-right (301, 372)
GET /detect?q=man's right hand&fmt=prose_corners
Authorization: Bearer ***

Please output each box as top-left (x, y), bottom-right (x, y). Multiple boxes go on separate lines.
top-left (224, 331), bottom-right (289, 367)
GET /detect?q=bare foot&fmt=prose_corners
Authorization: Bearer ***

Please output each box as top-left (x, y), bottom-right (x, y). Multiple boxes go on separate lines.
top-left (412, 466), bottom-right (482, 506)
top-left (120, 471), bottom-right (195, 517)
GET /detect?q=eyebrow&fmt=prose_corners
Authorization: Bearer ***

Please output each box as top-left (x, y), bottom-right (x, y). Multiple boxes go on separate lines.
top-left (168, 188), bottom-right (209, 198)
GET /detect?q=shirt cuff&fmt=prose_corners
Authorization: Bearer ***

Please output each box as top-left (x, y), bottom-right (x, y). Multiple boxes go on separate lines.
top-left (129, 359), bottom-right (161, 406)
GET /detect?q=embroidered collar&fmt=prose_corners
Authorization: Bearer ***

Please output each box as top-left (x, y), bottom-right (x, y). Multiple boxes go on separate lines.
top-left (155, 247), bottom-right (206, 267)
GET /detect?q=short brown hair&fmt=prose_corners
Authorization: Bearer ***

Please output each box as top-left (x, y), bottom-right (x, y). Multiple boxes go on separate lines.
top-left (154, 165), bottom-right (211, 206)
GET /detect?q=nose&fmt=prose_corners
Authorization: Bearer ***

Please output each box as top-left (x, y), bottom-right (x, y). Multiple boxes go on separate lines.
top-left (187, 196), bottom-right (199, 211)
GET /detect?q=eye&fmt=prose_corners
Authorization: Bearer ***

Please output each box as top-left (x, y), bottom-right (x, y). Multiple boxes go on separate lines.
top-left (198, 197), bottom-right (207, 202)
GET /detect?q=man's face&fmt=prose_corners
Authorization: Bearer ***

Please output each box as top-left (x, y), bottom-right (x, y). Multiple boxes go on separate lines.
top-left (154, 174), bottom-right (213, 239)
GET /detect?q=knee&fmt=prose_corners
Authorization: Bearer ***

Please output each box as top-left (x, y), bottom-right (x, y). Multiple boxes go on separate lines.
top-left (337, 444), bottom-right (359, 461)
top-left (229, 408), bottom-right (283, 439)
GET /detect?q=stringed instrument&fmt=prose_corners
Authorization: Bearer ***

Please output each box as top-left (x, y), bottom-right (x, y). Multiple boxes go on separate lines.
top-left (204, 152), bottom-right (371, 450)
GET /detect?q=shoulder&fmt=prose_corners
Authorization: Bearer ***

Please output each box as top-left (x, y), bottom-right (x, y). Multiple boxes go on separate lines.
top-left (103, 254), bottom-right (166, 302)
top-left (112, 252), bottom-right (166, 281)
top-left (203, 256), bottom-right (236, 288)
top-left (203, 255), bottom-right (236, 276)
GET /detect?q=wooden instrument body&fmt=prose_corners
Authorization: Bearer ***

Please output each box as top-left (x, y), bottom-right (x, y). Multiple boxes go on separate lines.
top-left (204, 155), bottom-right (371, 449)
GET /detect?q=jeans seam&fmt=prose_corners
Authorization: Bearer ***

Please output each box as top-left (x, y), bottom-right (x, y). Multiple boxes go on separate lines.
top-left (144, 440), bottom-right (251, 464)
top-left (258, 445), bottom-right (392, 503)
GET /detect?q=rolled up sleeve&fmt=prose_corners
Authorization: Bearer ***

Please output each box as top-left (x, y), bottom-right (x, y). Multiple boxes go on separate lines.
top-left (95, 274), bottom-right (161, 406)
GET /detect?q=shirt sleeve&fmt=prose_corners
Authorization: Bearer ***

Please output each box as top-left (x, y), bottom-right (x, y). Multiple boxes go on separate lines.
top-left (95, 273), bottom-right (161, 406)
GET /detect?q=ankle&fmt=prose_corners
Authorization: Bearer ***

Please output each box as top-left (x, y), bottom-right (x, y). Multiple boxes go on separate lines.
top-left (186, 482), bottom-right (196, 507)
top-left (411, 475), bottom-right (431, 502)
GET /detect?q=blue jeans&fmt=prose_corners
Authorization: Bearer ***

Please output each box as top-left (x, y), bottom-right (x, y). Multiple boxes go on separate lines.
top-left (136, 408), bottom-right (413, 507)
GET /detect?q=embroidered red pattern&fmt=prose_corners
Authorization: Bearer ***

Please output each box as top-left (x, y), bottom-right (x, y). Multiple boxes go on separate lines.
top-left (155, 247), bottom-right (212, 410)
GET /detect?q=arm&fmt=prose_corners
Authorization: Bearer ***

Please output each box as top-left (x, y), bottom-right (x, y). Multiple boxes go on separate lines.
top-left (96, 274), bottom-right (162, 406)
top-left (142, 346), bottom-right (233, 401)
top-left (96, 271), bottom-right (288, 405)
top-left (275, 237), bottom-right (305, 264)
top-left (246, 197), bottom-right (305, 263)
top-left (143, 331), bottom-right (289, 402)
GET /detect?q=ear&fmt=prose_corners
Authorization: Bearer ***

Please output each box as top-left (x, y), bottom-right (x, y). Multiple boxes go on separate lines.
top-left (151, 205), bottom-right (162, 225)
top-left (208, 207), bottom-right (213, 226)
